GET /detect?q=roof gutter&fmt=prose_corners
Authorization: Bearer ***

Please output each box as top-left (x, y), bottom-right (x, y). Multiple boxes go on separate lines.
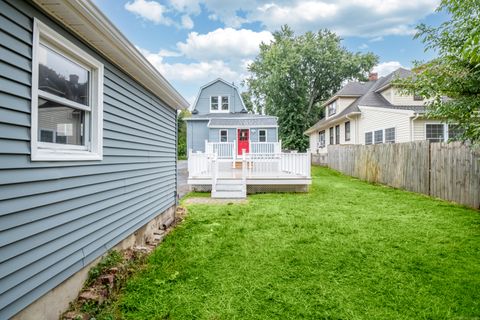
top-left (304, 112), bottom-right (361, 135)
top-left (33, 0), bottom-right (189, 110)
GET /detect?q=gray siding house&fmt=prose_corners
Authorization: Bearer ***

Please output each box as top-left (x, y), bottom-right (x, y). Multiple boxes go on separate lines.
top-left (0, 0), bottom-right (188, 319)
top-left (185, 78), bottom-right (279, 156)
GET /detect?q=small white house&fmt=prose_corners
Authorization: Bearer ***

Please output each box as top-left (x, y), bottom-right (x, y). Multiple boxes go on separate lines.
top-left (305, 68), bottom-right (460, 155)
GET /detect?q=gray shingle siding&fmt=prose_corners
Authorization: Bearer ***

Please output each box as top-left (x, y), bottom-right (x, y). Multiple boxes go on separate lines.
top-left (0, 1), bottom-right (177, 318)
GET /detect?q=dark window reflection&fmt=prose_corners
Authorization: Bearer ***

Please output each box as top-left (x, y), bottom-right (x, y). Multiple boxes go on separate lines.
top-left (38, 98), bottom-right (85, 145)
top-left (38, 44), bottom-right (90, 106)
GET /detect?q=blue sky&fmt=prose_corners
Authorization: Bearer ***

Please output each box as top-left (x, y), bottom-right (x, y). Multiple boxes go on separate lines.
top-left (93, 0), bottom-right (447, 106)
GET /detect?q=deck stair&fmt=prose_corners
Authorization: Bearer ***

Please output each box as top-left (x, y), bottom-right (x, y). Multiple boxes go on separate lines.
top-left (211, 178), bottom-right (246, 199)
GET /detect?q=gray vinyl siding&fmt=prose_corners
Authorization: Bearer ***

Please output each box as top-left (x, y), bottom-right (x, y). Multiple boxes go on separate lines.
top-left (250, 128), bottom-right (277, 142)
top-left (209, 128), bottom-right (236, 142)
top-left (0, 1), bottom-right (177, 318)
top-left (187, 120), bottom-right (209, 153)
top-left (193, 80), bottom-right (244, 114)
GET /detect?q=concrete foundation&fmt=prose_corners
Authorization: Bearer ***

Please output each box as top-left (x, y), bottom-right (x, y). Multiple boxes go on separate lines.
top-left (12, 205), bottom-right (176, 320)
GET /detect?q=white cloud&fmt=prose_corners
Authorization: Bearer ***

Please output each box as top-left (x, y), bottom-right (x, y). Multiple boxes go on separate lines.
top-left (177, 28), bottom-right (273, 61)
top-left (373, 61), bottom-right (404, 76)
top-left (369, 36), bottom-right (384, 42)
top-left (181, 15), bottom-right (194, 29)
top-left (358, 43), bottom-right (369, 50)
top-left (168, 0), bottom-right (201, 14)
top-left (125, 0), bottom-right (173, 26)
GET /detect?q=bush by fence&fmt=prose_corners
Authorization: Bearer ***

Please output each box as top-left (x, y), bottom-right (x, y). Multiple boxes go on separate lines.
top-left (327, 141), bottom-right (480, 209)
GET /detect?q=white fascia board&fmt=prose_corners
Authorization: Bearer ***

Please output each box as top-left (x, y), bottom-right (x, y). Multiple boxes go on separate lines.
top-left (33, 0), bottom-right (189, 110)
top-left (359, 105), bottom-right (415, 115)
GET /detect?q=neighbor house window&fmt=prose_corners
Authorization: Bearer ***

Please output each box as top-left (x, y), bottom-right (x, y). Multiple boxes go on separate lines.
top-left (385, 127), bottom-right (395, 143)
top-left (211, 95), bottom-right (229, 112)
top-left (318, 130), bottom-right (325, 148)
top-left (345, 121), bottom-right (350, 141)
top-left (365, 132), bottom-right (373, 145)
top-left (219, 129), bottom-right (228, 142)
top-left (328, 101), bottom-right (337, 116)
top-left (426, 124), bottom-right (445, 142)
top-left (335, 125), bottom-right (340, 144)
top-left (31, 19), bottom-right (103, 161)
top-left (374, 130), bottom-right (383, 144)
top-left (329, 127), bottom-right (334, 145)
top-left (258, 129), bottom-right (267, 142)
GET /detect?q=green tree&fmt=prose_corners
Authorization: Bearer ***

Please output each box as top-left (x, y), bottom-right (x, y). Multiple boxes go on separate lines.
top-left (241, 91), bottom-right (256, 113)
top-left (177, 109), bottom-right (190, 159)
top-left (396, 0), bottom-right (480, 143)
top-left (245, 26), bottom-right (377, 151)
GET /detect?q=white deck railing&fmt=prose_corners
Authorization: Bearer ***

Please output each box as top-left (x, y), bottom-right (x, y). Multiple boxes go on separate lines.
top-left (205, 141), bottom-right (235, 159)
top-left (250, 141), bottom-right (281, 154)
top-left (188, 151), bottom-right (213, 177)
top-left (205, 140), bottom-right (282, 159)
top-left (189, 149), bottom-right (311, 180)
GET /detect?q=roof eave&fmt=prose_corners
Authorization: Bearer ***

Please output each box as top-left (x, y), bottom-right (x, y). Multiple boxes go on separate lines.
top-left (304, 112), bottom-right (361, 135)
top-left (322, 95), bottom-right (362, 107)
top-left (33, 0), bottom-right (189, 110)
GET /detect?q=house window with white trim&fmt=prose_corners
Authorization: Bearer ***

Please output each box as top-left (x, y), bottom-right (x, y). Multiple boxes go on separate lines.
top-left (345, 121), bottom-right (350, 141)
top-left (31, 19), bottom-right (103, 161)
top-left (329, 127), bottom-right (334, 145)
top-left (328, 101), bottom-right (337, 116)
top-left (374, 130), bottom-right (383, 144)
top-left (335, 125), bottom-right (340, 144)
top-left (211, 95), bottom-right (229, 112)
top-left (426, 124), bottom-right (445, 142)
top-left (385, 127), bottom-right (395, 143)
top-left (318, 130), bottom-right (325, 148)
top-left (258, 129), bottom-right (267, 142)
top-left (365, 132), bottom-right (373, 145)
top-left (219, 129), bottom-right (228, 142)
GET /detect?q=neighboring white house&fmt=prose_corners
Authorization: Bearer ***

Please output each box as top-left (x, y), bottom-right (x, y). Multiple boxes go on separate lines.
top-left (305, 68), bottom-right (460, 154)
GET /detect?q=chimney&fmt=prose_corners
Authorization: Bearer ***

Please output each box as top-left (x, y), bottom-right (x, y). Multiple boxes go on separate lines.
top-left (369, 72), bottom-right (378, 81)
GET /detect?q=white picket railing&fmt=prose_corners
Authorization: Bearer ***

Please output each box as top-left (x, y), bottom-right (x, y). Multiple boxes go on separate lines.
top-left (188, 151), bottom-right (214, 177)
top-left (205, 140), bottom-right (235, 159)
top-left (250, 141), bottom-right (281, 154)
top-left (279, 151), bottom-right (311, 177)
top-left (188, 149), bottom-right (311, 179)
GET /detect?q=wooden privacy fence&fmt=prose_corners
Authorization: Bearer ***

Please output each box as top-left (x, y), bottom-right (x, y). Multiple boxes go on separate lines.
top-left (327, 141), bottom-right (480, 209)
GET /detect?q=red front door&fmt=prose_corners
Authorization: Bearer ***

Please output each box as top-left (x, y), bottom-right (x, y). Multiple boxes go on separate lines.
top-left (237, 129), bottom-right (249, 155)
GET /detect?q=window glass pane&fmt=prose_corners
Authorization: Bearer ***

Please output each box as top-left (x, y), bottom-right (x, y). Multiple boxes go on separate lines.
top-left (374, 130), bottom-right (383, 144)
top-left (365, 132), bottom-right (372, 145)
top-left (259, 130), bottom-right (266, 142)
top-left (329, 127), bottom-right (334, 145)
top-left (426, 124), bottom-right (444, 142)
top-left (38, 44), bottom-right (89, 106)
top-left (335, 125), bottom-right (340, 144)
top-left (38, 98), bottom-right (85, 145)
top-left (345, 121), bottom-right (350, 141)
top-left (211, 96), bottom-right (219, 110)
top-left (220, 130), bottom-right (228, 142)
top-left (385, 127), bottom-right (395, 143)
top-left (221, 96), bottom-right (229, 110)
top-left (319, 130), bottom-right (325, 148)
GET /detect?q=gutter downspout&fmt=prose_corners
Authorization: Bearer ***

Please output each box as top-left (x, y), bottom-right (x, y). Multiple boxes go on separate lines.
top-left (410, 112), bottom-right (420, 141)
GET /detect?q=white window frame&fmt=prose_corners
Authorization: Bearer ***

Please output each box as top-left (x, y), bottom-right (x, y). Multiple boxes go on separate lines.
top-left (210, 95), bottom-right (229, 113)
top-left (318, 130), bottom-right (326, 148)
top-left (384, 127), bottom-right (396, 143)
top-left (328, 101), bottom-right (337, 117)
top-left (258, 129), bottom-right (267, 142)
top-left (374, 129), bottom-right (384, 144)
top-left (31, 19), bottom-right (103, 161)
top-left (425, 123), bottom-right (446, 142)
top-left (365, 131), bottom-right (373, 145)
top-left (219, 129), bottom-right (228, 142)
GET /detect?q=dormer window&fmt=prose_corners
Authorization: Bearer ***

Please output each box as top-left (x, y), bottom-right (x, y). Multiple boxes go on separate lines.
top-left (328, 101), bottom-right (337, 116)
top-left (211, 95), bottom-right (229, 112)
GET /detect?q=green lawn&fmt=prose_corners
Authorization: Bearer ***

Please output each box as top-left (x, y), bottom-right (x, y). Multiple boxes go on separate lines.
top-left (104, 167), bottom-right (480, 319)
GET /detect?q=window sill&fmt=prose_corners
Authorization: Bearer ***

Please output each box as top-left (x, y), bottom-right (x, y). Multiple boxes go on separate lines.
top-left (31, 148), bottom-right (103, 161)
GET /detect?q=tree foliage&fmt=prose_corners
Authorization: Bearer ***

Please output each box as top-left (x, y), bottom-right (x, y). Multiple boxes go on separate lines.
top-left (241, 91), bottom-right (256, 114)
top-left (396, 0), bottom-right (480, 143)
top-left (177, 109), bottom-right (190, 159)
top-left (245, 26), bottom-right (377, 151)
